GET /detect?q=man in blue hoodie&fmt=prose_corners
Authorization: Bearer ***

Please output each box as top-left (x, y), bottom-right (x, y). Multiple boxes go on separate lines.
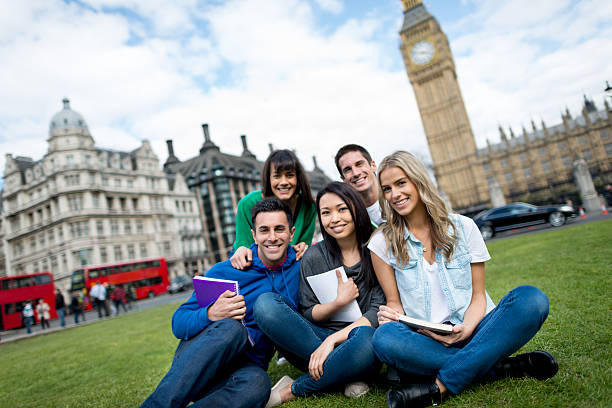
top-left (141, 198), bottom-right (301, 408)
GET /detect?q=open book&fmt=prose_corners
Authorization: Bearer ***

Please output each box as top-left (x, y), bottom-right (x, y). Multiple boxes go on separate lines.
top-left (398, 314), bottom-right (453, 335)
top-left (192, 276), bottom-right (254, 345)
top-left (305, 267), bottom-right (362, 322)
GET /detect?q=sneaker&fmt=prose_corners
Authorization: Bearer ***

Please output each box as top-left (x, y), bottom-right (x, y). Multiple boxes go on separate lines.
top-left (266, 375), bottom-right (293, 408)
top-left (344, 381), bottom-right (369, 398)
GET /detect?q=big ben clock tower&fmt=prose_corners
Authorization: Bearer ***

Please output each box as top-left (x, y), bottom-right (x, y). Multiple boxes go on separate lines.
top-left (399, 0), bottom-right (488, 210)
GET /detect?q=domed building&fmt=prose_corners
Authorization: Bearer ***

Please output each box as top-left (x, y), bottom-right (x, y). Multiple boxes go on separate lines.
top-left (1, 99), bottom-right (205, 297)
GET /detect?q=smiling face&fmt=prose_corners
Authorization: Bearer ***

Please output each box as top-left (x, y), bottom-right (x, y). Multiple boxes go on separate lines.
top-left (379, 166), bottom-right (423, 218)
top-left (252, 210), bottom-right (295, 266)
top-left (318, 192), bottom-right (356, 242)
top-left (338, 151), bottom-right (377, 196)
top-left (270, 164), bottom-right (298, 202)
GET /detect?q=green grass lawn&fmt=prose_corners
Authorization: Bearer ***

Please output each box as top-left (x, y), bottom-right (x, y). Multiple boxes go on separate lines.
top-left (2, 220), bottom-right (611, 408)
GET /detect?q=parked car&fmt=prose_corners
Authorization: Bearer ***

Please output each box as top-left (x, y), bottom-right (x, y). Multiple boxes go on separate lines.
top-left (168, 275), bottom-right (194, 294)
top-left (473, 202), bottom-right (577, 240)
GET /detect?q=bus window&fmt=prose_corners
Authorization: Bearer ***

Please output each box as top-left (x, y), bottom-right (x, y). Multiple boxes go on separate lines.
top-left (18, 277), bottom-right (34, 288)
top-left (120, 264), bottom-right (132, 273)
top-left (153, 260), bottom-right (161, 267)
top-left (90, 269), bottom-right (99, 279)
top-left (4, 303), bottom-right (16, 314)
top-left (1, 279), bottom-right (12, 290)
top-left (34, 274), bottom-right (51, 285)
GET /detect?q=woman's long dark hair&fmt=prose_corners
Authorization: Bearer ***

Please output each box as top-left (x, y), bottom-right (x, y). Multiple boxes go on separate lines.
top-left (262, 149), bottom-right (314, 207)
top-left (316, 182), bottom-right (377, 288)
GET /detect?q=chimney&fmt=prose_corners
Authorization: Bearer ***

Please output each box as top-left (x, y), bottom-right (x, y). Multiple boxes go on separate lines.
top-left (166, 140), bottom-right (175, 157)
top-left (312, 156), bottom-right (319, 170)
top-left (163, 139), bottom-right (180, 171)
top-left (268, 143), bottom-right (274, 153)
top-left (199, 123), bottom-right (219, 154)
top-left (240, 134), bottom-right (256, 159)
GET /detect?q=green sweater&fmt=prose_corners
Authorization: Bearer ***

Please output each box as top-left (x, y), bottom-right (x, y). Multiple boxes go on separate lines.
top-left (232, 190), bottom-right (317, 250)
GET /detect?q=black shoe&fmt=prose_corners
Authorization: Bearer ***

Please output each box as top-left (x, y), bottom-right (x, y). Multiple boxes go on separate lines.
top-left (493, 350), bottom-right (558, 380)
top-left (387, 382), bottom-right (441, 408)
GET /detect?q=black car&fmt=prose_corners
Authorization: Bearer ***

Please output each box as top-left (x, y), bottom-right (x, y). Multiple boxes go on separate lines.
top-left (473, 202), bottom-right (577, 240)
top-left (168, 275), bottom-right (194, 294)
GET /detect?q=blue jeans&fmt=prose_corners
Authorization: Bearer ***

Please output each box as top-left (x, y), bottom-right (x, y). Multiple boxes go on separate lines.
top-left (57, 307), bottom-right (66, 327)
top-left (254, 292), bottom-right (380, 397)
top-left (141, 318), bottom-right (270, 408)
top-left (372, 285), bottom-right (549, 394)
top-left (25, 316), bottom-right (33, 333)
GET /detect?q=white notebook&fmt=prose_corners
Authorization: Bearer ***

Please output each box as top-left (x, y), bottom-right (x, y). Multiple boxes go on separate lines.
top-left (306, 267), bottom-right (362, 322)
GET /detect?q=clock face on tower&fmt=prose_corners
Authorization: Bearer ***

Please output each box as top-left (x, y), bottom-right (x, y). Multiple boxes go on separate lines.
top-left (411, 40), bottom-right (435, 65)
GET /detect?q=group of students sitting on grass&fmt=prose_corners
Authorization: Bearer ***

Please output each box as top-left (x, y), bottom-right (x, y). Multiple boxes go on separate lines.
top-left (140, 145), bottom-right (558, 408)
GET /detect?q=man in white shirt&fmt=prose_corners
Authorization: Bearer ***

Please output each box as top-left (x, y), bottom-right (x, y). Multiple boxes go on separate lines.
top-left (335, 144), bottom-right (384, 226)
top-left (90, 281), bottom-right (108, 319)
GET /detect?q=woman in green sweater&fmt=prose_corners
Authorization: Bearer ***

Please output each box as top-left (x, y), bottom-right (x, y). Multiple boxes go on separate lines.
top-left (230, 149), bottom-right (317, 269)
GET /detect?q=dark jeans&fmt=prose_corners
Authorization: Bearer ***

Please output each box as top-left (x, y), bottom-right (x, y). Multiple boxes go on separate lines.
top-left (141, 319), bottom-right (270, 408)
top-left (25, 316), bottom-right (33, 333)
top-left (40, 317), bottom-right (50, 329)
top-left (94, 299), bottom-right (106, 318)
top-left (73, 309), bottom-right (83, 324)
top-left (254, 292), bottom-right (380, 397)
top-left (57, 307), bottom-right (66, 327)
top-left (372, 285), bottom-right (549, 394)
top-left (114, 300), bottom-right (127, 315)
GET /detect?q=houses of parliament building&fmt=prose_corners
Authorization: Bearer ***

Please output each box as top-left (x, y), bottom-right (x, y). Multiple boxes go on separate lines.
top-left (399, 0), bottom-right (612, 213)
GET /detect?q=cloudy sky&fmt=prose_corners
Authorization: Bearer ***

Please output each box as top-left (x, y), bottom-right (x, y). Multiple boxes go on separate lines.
top-left (1, 0), bottom-right (611, 187)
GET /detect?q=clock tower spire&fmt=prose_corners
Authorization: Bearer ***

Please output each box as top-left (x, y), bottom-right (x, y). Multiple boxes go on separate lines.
top-left (399, 1), bottom-right (488, 211)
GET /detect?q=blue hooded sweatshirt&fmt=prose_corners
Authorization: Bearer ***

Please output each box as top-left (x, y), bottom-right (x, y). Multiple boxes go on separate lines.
top-left (171, 243), bottom-right (300, 369)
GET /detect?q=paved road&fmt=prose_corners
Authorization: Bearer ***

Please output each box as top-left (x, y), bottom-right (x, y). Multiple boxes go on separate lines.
top-left (485, 211), bottom-right (610, 242)
top-left (0, 291), bottom-right (191, 344)
top-left (3, 211), bottom-right (609, 344)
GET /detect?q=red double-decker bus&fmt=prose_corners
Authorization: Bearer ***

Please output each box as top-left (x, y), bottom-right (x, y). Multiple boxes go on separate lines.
top-left (70, 258), bottom-right (169, 303)
top-left (0, 272), bottom-right (58, 330)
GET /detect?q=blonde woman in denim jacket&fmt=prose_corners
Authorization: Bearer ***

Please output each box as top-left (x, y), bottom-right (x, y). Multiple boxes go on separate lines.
top-left (368, 151), bottom-right (558, 408)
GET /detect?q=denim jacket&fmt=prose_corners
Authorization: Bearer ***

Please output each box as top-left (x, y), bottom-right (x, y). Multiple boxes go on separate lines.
top-left (370, 214), bottom-right (495, 324)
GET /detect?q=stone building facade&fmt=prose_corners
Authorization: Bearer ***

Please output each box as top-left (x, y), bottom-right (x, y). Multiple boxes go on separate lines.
top-left (398, 0), bottom-right (612, 213)
top-left (165, 124), bottom-right (331, 265)
top-left (0, 99), bottom-right (204, 292)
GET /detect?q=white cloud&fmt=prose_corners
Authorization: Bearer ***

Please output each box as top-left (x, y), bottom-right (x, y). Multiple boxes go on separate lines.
top-left (312, 0), bottom-right (344, 14)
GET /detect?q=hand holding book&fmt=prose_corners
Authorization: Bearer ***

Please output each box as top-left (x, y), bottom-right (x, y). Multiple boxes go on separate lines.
top-left (207, 290), bottom-right (246, 321)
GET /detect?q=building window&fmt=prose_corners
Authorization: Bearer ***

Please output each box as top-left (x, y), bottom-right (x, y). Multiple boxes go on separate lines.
top-left (605, 143), bottom-right (612, 155)
top-left (39, 234), bottom-right (45, 248)
top-left (120, 197), bottom-right (126, 210)
top-left (51, 256), bottom-right (58, 272)
top-left (522, 167), bottom-right (531, 179)
top-left (111, 220), bottom-right (119, 234)
top-left (65, 174), bottom-right (80, 186)
top-left (88, 173), bottom-right (95, 185)
top-left (85, 155), bottom-right (91, 166)
top-left (127, 244), bottom-right (135, 259)
top-left (68, 195), bottom-right (83, 211)
top-left (92, 193), bottom-right (99, 208)
top-left (519, 153), bottom-right (527, 162)
top-left (115, 178), bottom-right (121, 187)
top-left (127, 179), bottom-right (134, 188)
top-left (538, 148), bottom-right (547, 157)
top-left (562, 155), bottom-right (572, 168)
top-left (601, 130), bottom-right (611, 139)
top-left (102, 177), bottom-right (109, 186)
top-left (107, 197), bottom-right (114, 209)
top-left (97, 220), bottom-right (104, 235)
top-left (140, 243), bottom-right (148, 258)
top-left (66, 155), bottom-right (74, 166)
top-left (163, 241), bottom-right (171, 256)
top-left (100, 247), bottom-right (108, 263)
top-left (136, 220), bottom-right (144, 234)
top-left (541, 161), bottom-right (551, 173)
top-left (70, 221), bottom-right (89, 238)
top-left (500, 159), bottom-right (508, 168)
top-left (557, 142), bottom-right (566, 152)
top-left (124, 220), bottom-right (132, 234)
top-left (132, 198), bottom-right (139, 210)
top-left (30, 238), bottom-right (36, 252)
top-left (577, 136), bottom-right (588, 146)
top-left (114, 245), bottom-right (122, 261)
top-left (58, 226), bottom-right (64, 241)
top-left (48, 230), bottom-right (55, 244)
top-left (583, 149), bottom-right (593, 161)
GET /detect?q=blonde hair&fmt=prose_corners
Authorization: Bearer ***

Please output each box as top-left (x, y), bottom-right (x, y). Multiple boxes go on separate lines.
top-left (377, 151), bottom-right (457, 266)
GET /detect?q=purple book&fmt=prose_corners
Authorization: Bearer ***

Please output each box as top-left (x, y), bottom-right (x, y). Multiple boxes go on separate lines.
top-left (192, 276), bottom-right (240, 308)
top-left (192, 276), bottom-right (254, 345)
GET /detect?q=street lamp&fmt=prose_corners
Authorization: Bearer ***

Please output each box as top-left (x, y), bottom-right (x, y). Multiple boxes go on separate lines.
top-left (606, 81), bottom-right (612, 110)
